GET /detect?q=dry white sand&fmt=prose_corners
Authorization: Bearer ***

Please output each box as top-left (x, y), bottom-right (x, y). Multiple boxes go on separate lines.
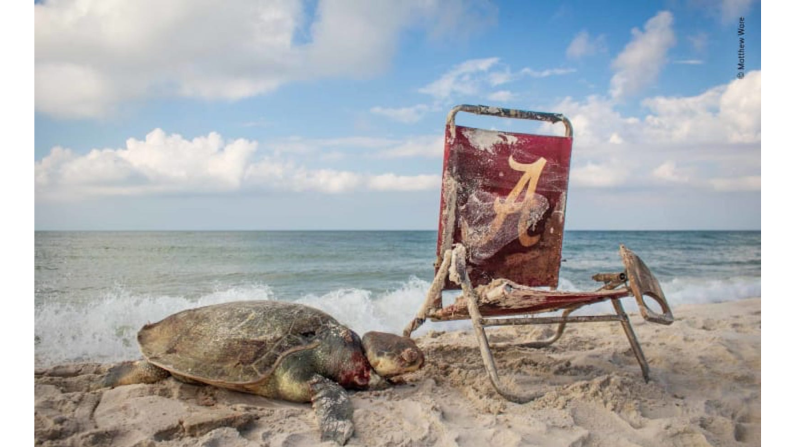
top-left (35, 298), bottom-right (760, 446)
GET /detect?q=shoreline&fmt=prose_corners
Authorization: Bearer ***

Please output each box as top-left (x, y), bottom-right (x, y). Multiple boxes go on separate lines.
top-left (35, 298), bottom-right (761, 446)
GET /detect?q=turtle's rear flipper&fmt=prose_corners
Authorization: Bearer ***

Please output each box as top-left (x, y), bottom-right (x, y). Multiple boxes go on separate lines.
top-left (310, 375), bottom-right (354, 445)
top-left (102, 360), bottom-right (170, 388)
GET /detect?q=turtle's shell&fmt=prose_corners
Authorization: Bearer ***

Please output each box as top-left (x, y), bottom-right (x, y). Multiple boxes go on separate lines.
top-left (138, 301), bottom-right (339, 385)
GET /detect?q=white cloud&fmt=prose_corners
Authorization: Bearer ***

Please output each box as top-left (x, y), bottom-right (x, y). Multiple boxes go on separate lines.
top-left (489, 67), bottom-right (575, 86)
top-left (370, 105), bottom-right (429, 123)
top-left (652, 161), bottom-right (690, 183)
top-left (555, 71), bottom-right (761, 147)
top-left (288, 168), bottom-right (364, 193)
top-left (305, 136), bottom-right (397, 150)
top-left (566, 31), bottom-right (607, 59)
top-left (263, 134), bottom-right (443, 158)
top-left (642, 70), bottom-right (761, 144)
top-left (243, 162), bottom-right (443, 193)
top-left (548, 71), bottom-right (760, 191)
top-left (688, 32), bottom-right (709, 53)
top-left (35, 0), bottom-right (496, 119)
top-left (35, 64), bottom-right (119, 119)
top-left (709, 176), bottom-right (760, 192)
top-left (419, 57), bottom-right (500, 100)
top-left (244, 161), bottom-right (366, 193)
top-left (571, 161), bottom-right (630, 188)
top-left (610, 11), bottom-right (676, 99)
top-left (719, 0), bottom-right (756, 23)
top-left (265, 136), bottom-right (395, 157)
top-left (673, 60), bottom-right (704, 65)
top-left (377, 135), bottom-right (444, 158)
top-left (641, 85), bottom-right (726, 143)
top-left (549, 95), bottom-right (632, 147)
top-left (368, 174), bottom-right (440, 191)
top-left (487, 90), bottom-right (515, 102)
top-left (419, 58), bottom-right (574, 104)
top-left (35, 129), bottom-right (442, 199)
top-left (487, 70), bottom-right (515, 87)
top-left (717, 70), bottom-right (761, 143)
top-left (520, 68), bottom-right (576, 78)
top-left (36, 129), bottom-right (257, 198)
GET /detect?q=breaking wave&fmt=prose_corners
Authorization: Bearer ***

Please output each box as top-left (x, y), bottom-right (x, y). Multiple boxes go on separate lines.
top-left (34, 275), bottom-right (759, 368)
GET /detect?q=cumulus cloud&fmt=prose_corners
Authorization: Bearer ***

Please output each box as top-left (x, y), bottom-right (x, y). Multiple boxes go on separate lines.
top-left (642, 70), bottom-right (761, 144)
top-left (610, 11), bottom-right (676, 99)
top-left (36, 129), bottom-right (257, 197)
top-left (548, 71), bottom-right (760, 191)
top-left (35, 0), bottom-right (496, 119)
top-left (566, 31), bottom-right (607, 59)
top-left (549, 95), bottom-right (632, 148)
top-left (35, 129), bottom-right (441, 200)
top-left (555, 71), bottom-right (760, 149)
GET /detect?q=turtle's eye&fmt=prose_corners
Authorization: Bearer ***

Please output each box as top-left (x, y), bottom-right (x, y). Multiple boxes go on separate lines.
top-left (342, 329), bottom-right (355, 343)
top-left (401, 348), bottom-right (422, 365)
top-left (400, 349), bottom-right (414, 363)
top-left (301, 330), bottom-right (316, 338)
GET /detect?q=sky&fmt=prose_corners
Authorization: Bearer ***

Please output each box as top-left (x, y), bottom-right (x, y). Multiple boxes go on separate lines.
top-left (32, 0), bottom-right (762, 230)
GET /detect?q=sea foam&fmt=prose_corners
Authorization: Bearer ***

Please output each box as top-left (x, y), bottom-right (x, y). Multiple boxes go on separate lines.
top-left (34, 275), bottom-right (760, 368)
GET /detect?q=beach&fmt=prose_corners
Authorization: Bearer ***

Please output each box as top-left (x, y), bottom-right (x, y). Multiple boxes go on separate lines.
top-left (35, 297), bottom-right (761, 447)
top-left (31, 1), bottom-right (764, 444)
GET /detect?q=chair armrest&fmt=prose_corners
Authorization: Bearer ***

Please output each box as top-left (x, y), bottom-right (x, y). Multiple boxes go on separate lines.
top-left (620, 245), bottom-right (674, 325)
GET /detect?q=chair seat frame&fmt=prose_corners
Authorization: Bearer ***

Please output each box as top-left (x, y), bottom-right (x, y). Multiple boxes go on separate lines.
top-left (403, 105), bottom-right (674, 403)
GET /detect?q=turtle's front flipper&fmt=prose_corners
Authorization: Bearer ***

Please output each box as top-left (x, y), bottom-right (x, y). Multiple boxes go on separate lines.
top-left (102, 360), bottom-right (170, 388)
top-left (309, 375), bottom-right (354, 445)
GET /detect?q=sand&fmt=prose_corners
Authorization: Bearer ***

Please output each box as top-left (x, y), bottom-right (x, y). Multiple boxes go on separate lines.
top-left (34, 298), bottom-right (761, 447)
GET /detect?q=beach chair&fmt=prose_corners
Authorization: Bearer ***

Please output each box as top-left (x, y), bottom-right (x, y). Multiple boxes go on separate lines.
top-left (403, 105), bottom-right (674, 403)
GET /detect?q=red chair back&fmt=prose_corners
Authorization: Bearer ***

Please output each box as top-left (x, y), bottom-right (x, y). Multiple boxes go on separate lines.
top-left (436, 105), bottom-right (573, 289)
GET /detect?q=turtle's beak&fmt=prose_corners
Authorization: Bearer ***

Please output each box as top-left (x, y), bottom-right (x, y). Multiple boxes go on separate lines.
top-left (352, 369), bottom-right (370, 387)
top-left (367, 372), bottom-right (389, 390)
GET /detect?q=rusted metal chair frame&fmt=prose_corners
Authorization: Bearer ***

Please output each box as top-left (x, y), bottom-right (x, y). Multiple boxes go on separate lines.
top-left (404, 105), bottom-right (674, 403)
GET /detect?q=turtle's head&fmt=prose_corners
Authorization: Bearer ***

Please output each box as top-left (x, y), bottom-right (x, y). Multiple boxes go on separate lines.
top-left (316, 326), bottom-right (372, 389)
top-left (361, 331), bottom-right (425, 378)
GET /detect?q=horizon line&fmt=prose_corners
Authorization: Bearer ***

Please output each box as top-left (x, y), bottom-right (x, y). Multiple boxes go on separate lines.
top-left (33, 228), bottom-right (762, 232)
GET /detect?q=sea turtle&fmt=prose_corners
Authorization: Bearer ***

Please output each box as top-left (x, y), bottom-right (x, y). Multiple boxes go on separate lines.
top-left (102, 300), bottom-right (425, 445)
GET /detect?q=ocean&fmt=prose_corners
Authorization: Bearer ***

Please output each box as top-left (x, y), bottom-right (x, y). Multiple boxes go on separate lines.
top-left (34, 231), bottom-right (761, 367)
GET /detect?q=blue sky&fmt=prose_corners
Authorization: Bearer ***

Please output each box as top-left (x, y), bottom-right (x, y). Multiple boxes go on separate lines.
top-left (33, 0), bottom-right (761, 230)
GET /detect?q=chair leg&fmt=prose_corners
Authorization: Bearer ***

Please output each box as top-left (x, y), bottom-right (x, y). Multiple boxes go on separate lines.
top-left (403, 249), bottom-right (453, 337)
top-left (450, 245), bottom-right (543, 404)
top-left (514, 305), bottom-right (582, 349)
top-left (611, 299), bottom-right (650, 382)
